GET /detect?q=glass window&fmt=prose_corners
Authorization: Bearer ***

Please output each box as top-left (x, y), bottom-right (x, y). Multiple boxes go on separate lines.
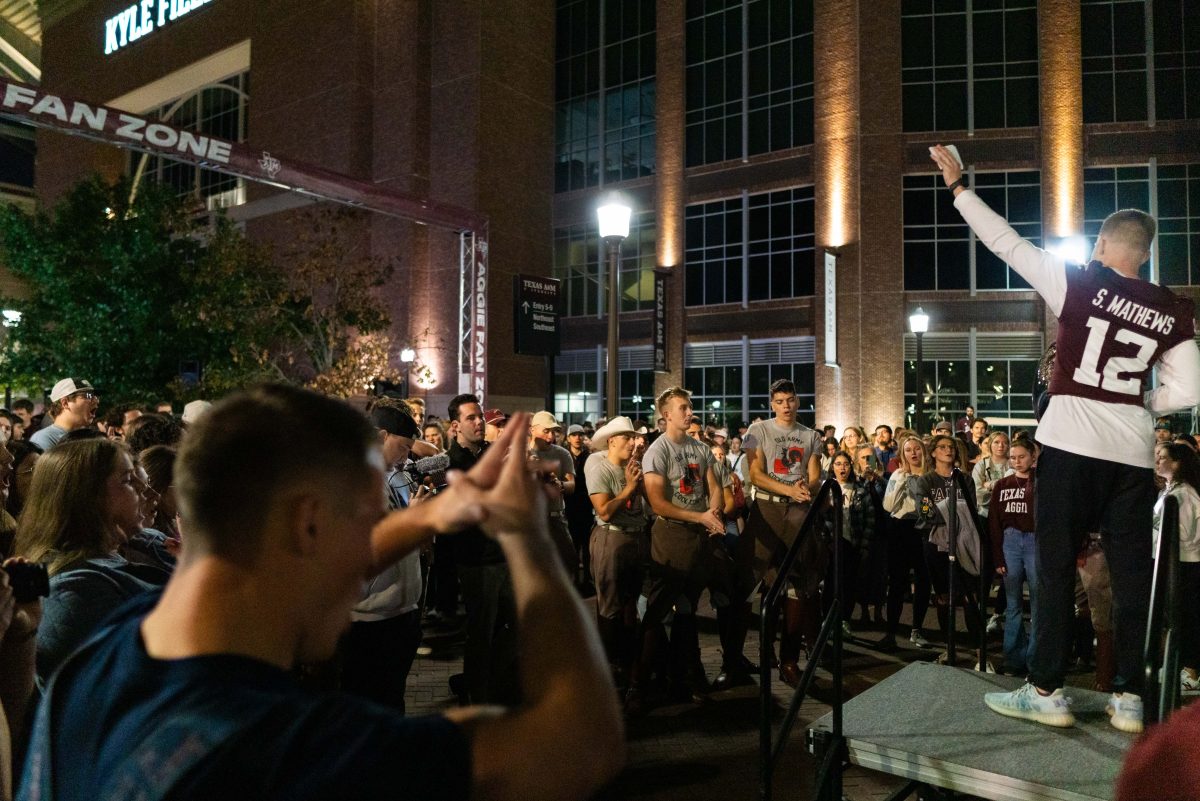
top-left (134, 72), bottom-right (249, 209)
top-left (1156, 164), bottom-right (1200, 286)
top-left (553, 367), bottom-right (604, 425)
top-left (1153, 0), bottom-right (1200, 121)
top-left (618, 369), bottom-right (657, 423)
top-left (747, 362), bottom-right (816, 427)
top-left (973, 171), bottom-right (1039, 290)
top-left (904, 357), bottom-right (1038, 437)
top-left (685, 365), bottom-right (745, 428)
top-left (1085, 164), bottom-right (1200, 287)
top-left (686, 186), bottom-right (814, 306)
top-left (903, 171), bottom-right (1040, 291)
top-left (555, 210), bottom-right (657, 317)
top-left (685, 0), bottom-right (814, 167)
top-left (902, 1), bottom-right (1038, 132)
top-left (556, 0), bottom-right (655, 192)
top-left (1081, 0), bottom-right (1149, 123)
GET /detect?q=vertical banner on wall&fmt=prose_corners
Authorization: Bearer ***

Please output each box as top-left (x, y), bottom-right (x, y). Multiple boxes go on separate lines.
top-left (824, 250), bottom-right (838, 367)
top-left (471, 233), bottom-right (489, 401)
top-left (653, 270), bottom-right (668, 372)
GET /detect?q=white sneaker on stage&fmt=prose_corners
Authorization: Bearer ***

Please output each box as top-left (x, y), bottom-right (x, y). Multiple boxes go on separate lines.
top-left (1106, 692), bottom-right (1144, 734)
top-left (983, 682), bottom-right (1075, 728)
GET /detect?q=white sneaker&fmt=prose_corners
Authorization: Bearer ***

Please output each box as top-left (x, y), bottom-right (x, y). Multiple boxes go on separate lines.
top-left (983, 683), bottom-right (1075, 728)
top-left (842, 621), bottom-right (854, 638)
top-left (986, 614), bottom-right (1004, 635)
top-left (1106, 692), bottom-right (1144, 734)
top-left (1182, 670), bottom-right (1200, 692)
top-left (909, 629), bottom-right (932, 649)
top-left (974, 660), bottom-right (997, 674)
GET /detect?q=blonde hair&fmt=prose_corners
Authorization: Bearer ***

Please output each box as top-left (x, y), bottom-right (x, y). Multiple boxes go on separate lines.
top-left (896, 435), bottom-right (927, 474)
top-left (655, 386), bottom-right (692, 415)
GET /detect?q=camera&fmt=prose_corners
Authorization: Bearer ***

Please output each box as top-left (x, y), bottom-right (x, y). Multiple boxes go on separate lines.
top-left (403, 453), bottom-right (450, 495)
top-left (3, 562), bottom-right (49, 604)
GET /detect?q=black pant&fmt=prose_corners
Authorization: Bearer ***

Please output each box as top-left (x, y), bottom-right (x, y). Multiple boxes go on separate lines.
top-left (886, 517), bottom-right (932, 638)
top-left (341, 609), bottom-right (423, 714)
top-left (1030, 446), bottom-right (1156, 693)
top-left (458, 562), bottom-right (519, 704)
top-left (1178, 562), bottom-right (1200, 670)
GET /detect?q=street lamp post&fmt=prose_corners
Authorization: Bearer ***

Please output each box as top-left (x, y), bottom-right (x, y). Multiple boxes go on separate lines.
top-left (597, 200), bottom-right (631, 420)
top-left (909, 307), bottom-right (929, 435)
top-left (400, 346), bottom-right (416, 398)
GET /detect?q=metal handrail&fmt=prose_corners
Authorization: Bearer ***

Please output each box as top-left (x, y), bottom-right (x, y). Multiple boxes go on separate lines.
top-left (1144, 495), bottom-right (1182, 723)
top-left (760, 477), bottom-right (844, 801)
top-left (945, 467), bottom-right (987, 669)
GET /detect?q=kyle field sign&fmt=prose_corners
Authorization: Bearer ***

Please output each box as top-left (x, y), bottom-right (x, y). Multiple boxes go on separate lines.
top-left (514, 275), bottom-right (560, 357)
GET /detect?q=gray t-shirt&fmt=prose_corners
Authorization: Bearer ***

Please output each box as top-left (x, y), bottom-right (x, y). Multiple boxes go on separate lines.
top-left (643, 434), bottom-right (714, 511)
top-left (742, 419), bottom-right (822, 485)
top-left (528, 443), bottom-right (575, 514)
top-left (711, 456), bottom-right (734, 489)
top-left (584, 452), bottom-right (645, 528)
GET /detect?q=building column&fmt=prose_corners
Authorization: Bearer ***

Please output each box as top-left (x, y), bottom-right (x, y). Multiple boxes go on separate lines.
top-left (654, 0), bottom-right (687, 403)
top-left (813, 0), bottom-right (861, 430)
top-left (856, 0), bottom-right (906, 432)
top-left (1038, 0), bottom-right (1084, 342)
top-left (429, 0), bottom-right (556, 410)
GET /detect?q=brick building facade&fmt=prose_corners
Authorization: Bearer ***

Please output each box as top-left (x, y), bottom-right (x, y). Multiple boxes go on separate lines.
top-left (28, 0), bottom-right (1200, 429)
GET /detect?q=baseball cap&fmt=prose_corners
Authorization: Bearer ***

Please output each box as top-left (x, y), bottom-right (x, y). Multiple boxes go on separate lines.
top-left (713, 428), bottom-right (728, 438)
top-left (181, 399), bottom-right (213, 424)
top-left (50, 378), bottom-right (97, 403)
top-left (591, 416), bottom-right (638, 450)
top-left (567, 424), bottom-right (585, 435)
top-left (370, 405), bottom-right (419, 439)
top-left (484, 408), bottom-right (507, 426)
top-left (531, 411), bottom-right (562, 430)
top-left (933, 420), bottom-right (953, 433)
top-left (1155, 420), bottom-right (1172, 431)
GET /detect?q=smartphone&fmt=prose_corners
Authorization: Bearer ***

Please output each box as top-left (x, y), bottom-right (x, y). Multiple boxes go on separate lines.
top-left (866, 453), bottom-right (880, 472)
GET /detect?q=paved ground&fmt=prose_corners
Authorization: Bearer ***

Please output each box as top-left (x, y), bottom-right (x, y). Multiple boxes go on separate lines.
top-left (404, 593), bottom-right (1075, 801)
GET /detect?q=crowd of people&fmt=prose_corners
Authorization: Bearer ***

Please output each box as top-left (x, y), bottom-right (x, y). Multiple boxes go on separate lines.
top-left (0, 372), bottom-right (1195, 797)
top-left (0, 146), bottom-right (1195, 798)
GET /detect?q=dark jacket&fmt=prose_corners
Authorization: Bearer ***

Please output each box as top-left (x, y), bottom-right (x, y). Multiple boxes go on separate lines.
top-left (447, 438), bottom-right (505, 565)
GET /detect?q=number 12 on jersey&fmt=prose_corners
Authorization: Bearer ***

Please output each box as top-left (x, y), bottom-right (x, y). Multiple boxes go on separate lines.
top-left (1072, 316), bottom-right (1157, 395)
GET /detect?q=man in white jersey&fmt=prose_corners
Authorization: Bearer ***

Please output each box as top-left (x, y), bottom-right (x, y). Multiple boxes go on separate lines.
top-left (931, 145), bottom-right (1200, 733)
top-left (741, 379), bottom-right (824, 686)
top-left (640, 387), bottom-right (727, 704)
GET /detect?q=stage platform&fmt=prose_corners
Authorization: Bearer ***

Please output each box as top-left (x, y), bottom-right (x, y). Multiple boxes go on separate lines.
top-left (809, 662), bottom-right (1133, 801)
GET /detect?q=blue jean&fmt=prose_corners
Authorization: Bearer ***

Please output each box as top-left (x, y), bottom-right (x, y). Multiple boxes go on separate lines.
top-left (1002, 527), bottom-right (1038, 672)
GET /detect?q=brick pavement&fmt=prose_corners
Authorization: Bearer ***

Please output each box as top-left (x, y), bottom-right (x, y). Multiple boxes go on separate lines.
top-left (403, 595), bottom-right (1008, 801)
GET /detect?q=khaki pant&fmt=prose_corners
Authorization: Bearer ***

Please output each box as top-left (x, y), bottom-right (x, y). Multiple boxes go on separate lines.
top-left (643, 517), bottom-right (733, 626)
top-left (590, 524), bottom-right (647, 619)
top-left (741, 498), bottom-right (826, 598)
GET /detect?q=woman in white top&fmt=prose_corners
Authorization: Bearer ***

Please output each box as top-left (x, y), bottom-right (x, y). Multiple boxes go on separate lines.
top-left (876, 436), bottom-right (934, 651)
top-left (972, 431), bottom-right (1012, 516)
top-left (1152, 442), bottom-right (1200, 691)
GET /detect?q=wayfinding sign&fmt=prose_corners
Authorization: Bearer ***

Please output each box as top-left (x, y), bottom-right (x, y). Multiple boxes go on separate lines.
top-left (514, 275), bottom-right (560, 356)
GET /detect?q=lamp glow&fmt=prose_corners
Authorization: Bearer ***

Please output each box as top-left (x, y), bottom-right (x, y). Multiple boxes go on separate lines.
top-left (597, 202), bottom-right (632, 240)
top-left (908, 307), bottom-right (929, 334)
top-left (1048, 236), bottom-right (1089, 266)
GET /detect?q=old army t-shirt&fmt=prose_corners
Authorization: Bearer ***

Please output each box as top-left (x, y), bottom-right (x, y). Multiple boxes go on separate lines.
top-left (642, 435), bottom-right (714, 511)
top-left (742, 419), bottom-right (822, 484)
top-left (584, 452), bottom-right (646, 528)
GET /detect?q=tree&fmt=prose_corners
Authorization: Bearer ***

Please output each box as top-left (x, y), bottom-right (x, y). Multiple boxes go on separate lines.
top-left (0, 177), bottom-right (400, 404)
top-left (276, 207), bottom-right (396, 387)
top-left (0, 178), bottom-right (278, 402)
